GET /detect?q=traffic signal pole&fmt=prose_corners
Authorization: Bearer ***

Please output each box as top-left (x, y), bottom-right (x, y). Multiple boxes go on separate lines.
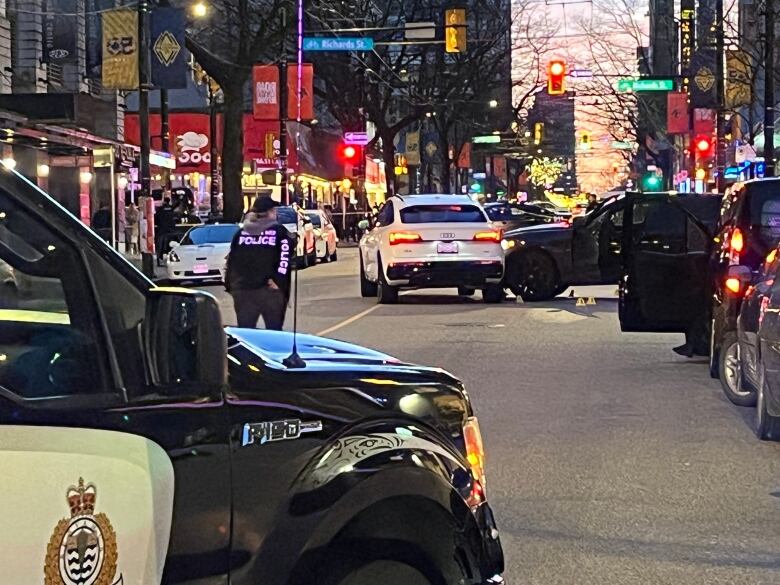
top-left (765, 0), bottom-right (776, 177)
top-left (138, 0), bottom-right (155, 278)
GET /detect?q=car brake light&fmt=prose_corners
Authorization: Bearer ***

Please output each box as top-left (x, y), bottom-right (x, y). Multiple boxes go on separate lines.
top-left (730, 228), bottom-right (744, 254)
top-left (473, 230), bottom-right (502, 243)
top-left (389, 232), bottom-right (423, 245)
top-left (725, 277), bottom-right (742, 294)
top-left (463, 416), bottom-right (486, 486)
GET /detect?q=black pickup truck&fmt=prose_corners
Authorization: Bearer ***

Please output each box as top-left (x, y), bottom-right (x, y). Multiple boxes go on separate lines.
top-left (0, 169), bottom-right (504, 585)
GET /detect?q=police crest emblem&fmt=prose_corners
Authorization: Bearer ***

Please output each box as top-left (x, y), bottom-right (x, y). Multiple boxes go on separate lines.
top-left (44, 478), bottom-right (120, 585)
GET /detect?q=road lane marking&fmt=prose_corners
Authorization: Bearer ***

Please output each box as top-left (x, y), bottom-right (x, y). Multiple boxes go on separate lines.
top-left (316, 304), bottom-right (383, 336)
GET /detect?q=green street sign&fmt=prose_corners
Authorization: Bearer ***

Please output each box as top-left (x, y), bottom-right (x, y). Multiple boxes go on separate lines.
top-left (473, 135), bottom-right (501, 144)
top-left (616, 78), bottom-right (674, 92)
top-left (611, 140), bottom-right (634, 150)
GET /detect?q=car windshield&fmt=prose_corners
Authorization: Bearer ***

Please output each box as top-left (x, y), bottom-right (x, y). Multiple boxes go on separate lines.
top-left (400, 204), bottom-right (486, 223)
top-left (277, 207), bottom-right (299, 225)
top-left (305, 213), bottom-right (322, 227)
top-left (180, 225), bottom-right (238, 245)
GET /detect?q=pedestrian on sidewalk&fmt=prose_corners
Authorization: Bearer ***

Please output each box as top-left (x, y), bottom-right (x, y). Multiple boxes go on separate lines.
top-left (125, 201), bottom-right (139, 255)
top-left (225, 195), bottom-right (294, 330)
top-left (155, 197), bottom-right (175, 265)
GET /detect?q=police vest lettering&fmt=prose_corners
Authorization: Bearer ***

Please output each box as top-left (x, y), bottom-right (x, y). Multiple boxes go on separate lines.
top-left (279, 238), bottom-right (290, 275)
top-left (239, 234), bottom-right (277, 246)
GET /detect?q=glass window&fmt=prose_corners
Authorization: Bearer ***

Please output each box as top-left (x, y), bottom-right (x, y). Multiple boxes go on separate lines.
top-left (0, 191), bottom-right (108, 400)
top-left (305, 213), bottom-right (322, 227)
top-left (376, 202), bottom-right (394, 226)
top-left (276, 207), bottom-right (299, 225)
top-left (636, 201), bottom-right (687, 254)
top-left (400, 204), bottom-right (486, 224)
top-left (485, 205), bottom-right (512, 221)
top-left (181, 225), bottom-right (238, 245)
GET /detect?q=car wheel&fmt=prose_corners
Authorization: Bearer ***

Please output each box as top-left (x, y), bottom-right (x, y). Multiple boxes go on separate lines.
top-left (377, 259), bottom-right (398, 304)
top-left (756, 369), bottom-right (780, 441)
top-left (509, 251), bottom-right (559, 301)
top-left (457, 286), bottom-right (475, 297)
top-left (482, 283), bottom-right (504, 303)
top-left (360, 255), bottom-right (378, 298)
top-left (718, 332), bottom-right (756, 406)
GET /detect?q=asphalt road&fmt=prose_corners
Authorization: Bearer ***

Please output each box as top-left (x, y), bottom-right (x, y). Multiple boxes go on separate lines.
top-left (198, 247), bottom-right (780, 585)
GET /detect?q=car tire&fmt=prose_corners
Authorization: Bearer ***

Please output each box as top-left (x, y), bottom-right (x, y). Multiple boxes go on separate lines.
top-left (360, 255), bottom-right (378, 298)
top-left (457, 286), bottom-right (475, 297)
top-left (756, 369), bottom-right (780, 441)
top-left (377, 259), bottom-right (398, 304)
top-left (718, 332), bottom-right (756, 406)
top-left (508, 250), bottom-right (559, 301)
top-left (482, 283), bottom-right (504, 304)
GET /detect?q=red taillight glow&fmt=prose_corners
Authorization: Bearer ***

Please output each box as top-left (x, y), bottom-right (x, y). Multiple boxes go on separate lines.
top-left (730, 228), bottom-right (744, 253)
top-left (725, 277), bottom-right (742, 294)
top-left (463, 416), bottom-right (486, 486)
top-left (473, 230), bottom-right (502, 243)
top-left (389, 231), bottom-right (423, 245)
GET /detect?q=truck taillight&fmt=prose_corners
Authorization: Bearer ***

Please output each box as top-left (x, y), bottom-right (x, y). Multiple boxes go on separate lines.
top-left (725, 277), bottom-right (742, 294)
top-left (389, 231), bottom-right (423, 245)
top-left (463, 416), bottom-right (486, 487)
top-left (473, 230), bottom-right (502, 243)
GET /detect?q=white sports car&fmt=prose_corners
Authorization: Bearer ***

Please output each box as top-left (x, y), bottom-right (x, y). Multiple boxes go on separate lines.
top-left (166, 224), bottom-right (239, 282)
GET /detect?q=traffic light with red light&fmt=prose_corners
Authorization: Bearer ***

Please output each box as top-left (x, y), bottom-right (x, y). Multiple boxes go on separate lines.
top-left (339, 143), bottom-right (359, 164)
top-left (547, 60), bottom-right (566, 95)
top-left (694, 135), bottom-right (714, 157)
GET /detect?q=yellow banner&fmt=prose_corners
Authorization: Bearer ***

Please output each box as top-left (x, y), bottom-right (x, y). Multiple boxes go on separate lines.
top-left (726, 50), bottom-right (752, 108)
top-left (102, 9), bottom-right (139, 89)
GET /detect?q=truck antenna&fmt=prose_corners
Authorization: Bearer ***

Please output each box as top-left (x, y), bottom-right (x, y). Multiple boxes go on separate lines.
top-left (282, 249), bottom-right (306, 369)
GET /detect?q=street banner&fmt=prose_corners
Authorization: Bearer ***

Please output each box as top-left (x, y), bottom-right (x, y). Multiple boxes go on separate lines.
top-left (405, 131), bottom-right (420, 165)
top-left (667, 92), bottom-right (689, 134)
top-left (691, 48), bottom-right (718, 109)
top-left (422, 132), bottom-right (440, 162)
top-left (457, 142), bottom-right (471, 168)
top-left (151, 7), bottom-right (188, 89)
top-left (253, 65), bottom-right (280, 120)
top-left (43, 0), bottom-right (77, 64)
top-left (102, 9), bottom-right (139, 89)
top-left (727, 50), bottom-right (752, 108)
top-left (288, 63), bottom-right (314, 121)
top-left (85, 0), bottom-right (113, 78)
top-left (693, 108), bottom-right (716, 135)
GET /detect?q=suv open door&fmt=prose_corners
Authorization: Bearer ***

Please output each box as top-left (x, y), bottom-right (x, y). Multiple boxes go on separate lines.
top-left (619, 192), bottom-right (722, 332)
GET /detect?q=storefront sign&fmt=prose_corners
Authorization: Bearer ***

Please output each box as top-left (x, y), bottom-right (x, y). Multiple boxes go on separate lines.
top-left (150, 150), bottom-right (176, 169)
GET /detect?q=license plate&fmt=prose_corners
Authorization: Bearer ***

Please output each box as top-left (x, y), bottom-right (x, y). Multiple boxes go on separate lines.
top-left (193, 263), bottom-right (209, 274)
top-left (437, 242), bottom-right (459, 254)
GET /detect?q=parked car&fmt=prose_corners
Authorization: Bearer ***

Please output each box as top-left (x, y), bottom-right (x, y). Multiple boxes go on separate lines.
top-left (304, 209), bottom-right (338, 262)
top-left (0, 168), bottom-right (506, 584)
top-left (278, 205), bottom-right (317, 267)
top-left (359, 194), bottom-right (505, 303)
top-left (709, 179), bottom-right (780, 392)
top-left (502, 194), bottom-right (626, 300)
top-left (166, 223), bottom-right (239, 283)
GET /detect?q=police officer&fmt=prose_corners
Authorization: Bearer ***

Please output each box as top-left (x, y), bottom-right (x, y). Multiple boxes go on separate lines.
top-left (225, 195), bottom-right (294, 330)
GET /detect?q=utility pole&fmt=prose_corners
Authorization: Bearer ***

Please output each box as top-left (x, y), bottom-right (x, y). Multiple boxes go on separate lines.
top-left (279, 9), bottom-right (289, 205)
top-left (765, 0), bottom-right (776, 177)
top-left (138, 0), bottom-right (155, 277)
top-left (160, 88), bottom-right (171, 190)
top-left (209, 81), bottom-right (219, 214)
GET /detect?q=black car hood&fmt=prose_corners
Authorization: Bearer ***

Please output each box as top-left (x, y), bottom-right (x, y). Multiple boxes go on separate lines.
top-left (504, 221), bottom-right (571, 239)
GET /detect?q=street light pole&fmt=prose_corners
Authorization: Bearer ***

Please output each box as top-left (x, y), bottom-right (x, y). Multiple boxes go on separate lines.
top-left (138, 0), bottom-right (155, 277)
top-left (279, 9), bottom-right (289, 205)
top-left (765, 0), bottom-right (776, 177)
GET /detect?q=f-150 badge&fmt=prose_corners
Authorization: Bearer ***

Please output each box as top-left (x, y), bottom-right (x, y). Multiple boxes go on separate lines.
top-left (45, 477), bottom-right (121, 585)
top-left (242, 419), bottom-right (323, 446)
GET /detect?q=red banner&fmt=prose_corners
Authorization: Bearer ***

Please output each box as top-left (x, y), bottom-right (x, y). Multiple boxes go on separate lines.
top-left (693, 108), bottom-right (716, 135)
top-left (667, 92), bottom-right (689, 134)
top-left (253, 65), bottom-right (280, 120)
top-left (253, 63), bottom-right (315, 121)
top-left (457, 142), bottom-right (471, 168)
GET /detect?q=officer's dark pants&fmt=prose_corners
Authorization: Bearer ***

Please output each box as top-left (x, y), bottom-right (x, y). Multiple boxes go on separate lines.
top-left (231, 287), bottom-right (287, 330)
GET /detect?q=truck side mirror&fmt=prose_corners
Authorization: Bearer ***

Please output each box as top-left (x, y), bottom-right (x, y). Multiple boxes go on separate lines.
top-left (144, 288), bottom-right (227, 393)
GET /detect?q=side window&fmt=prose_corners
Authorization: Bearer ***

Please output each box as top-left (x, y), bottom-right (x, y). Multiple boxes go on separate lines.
top-left (635, 201), bottom-right (687, 254)
top-left (376, 202), bottom-right (394, 227)
top-left (0, 192), bottom-right (109, 400)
